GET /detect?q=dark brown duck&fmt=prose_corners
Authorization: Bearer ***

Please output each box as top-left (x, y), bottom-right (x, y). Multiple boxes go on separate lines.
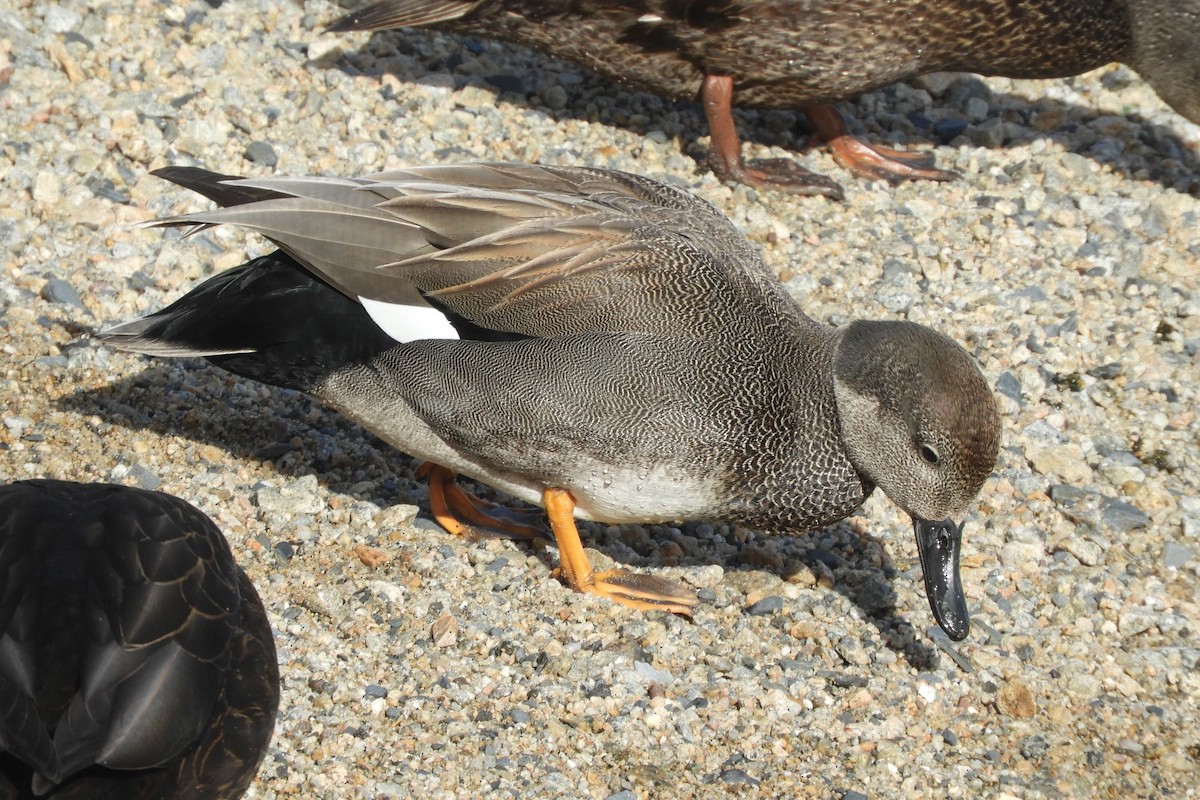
top-left (0, 480), bottom-right (279, 800)
top-left (330, 0), bottom-right (1200, 197)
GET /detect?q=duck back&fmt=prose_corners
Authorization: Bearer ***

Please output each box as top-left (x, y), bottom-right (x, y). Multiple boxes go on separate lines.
top-left (339, 0), bottom-right (1131, 107)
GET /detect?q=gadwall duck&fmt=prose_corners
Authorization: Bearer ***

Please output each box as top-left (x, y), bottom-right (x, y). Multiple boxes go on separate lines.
top-left (100, 163), bottom-right (1001, 640)
top-left (0, 480), bottom-right (279, 799)
top-left (329, 0), bottom-right (1200, 198)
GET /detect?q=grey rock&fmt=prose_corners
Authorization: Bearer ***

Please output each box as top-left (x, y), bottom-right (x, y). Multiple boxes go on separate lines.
top-left (1088, 362), bottom-right (1123, 380)
top-left (825, 672), bottom-right (869, 688)
top-left (1013, 285), bottom-right (1050, 304)
top-left (970, 117), bottom-right (1005, 147)
top-left (853, 578), bottom-right (894, 615)
top-left (913, 71), bottom-right (956, 95)
top-left (198, 43), bottom-right (226, 70)
top-left (1050, 485), bottom-right (1149, 534)
top-left (245, 140), bottom-right (278, 166)
top-left (3, 416), bottom-right (32, 436)
top-left (1163, 543), bottom-right (1194, 569)
top-left (632, 660), bottom-right (673, 685)
top-left (486, 74), bottom-right (526, 94)
top-left (996, 372), bottom-right (1022, 403)
top-left (255, 475), bottom-right (324, 515)
top-left (44, 4), bottom-right (82, 32)
top-left (128, 464), bottom-right (161, 491)
top-left (1116, 739), bottom-right (1145, 755)
top-left (1023, 420), bottom-right (1066, 446)
top-left (874, 282), bottom-right (913, 313)
top-left (834, 635), bottom-right (871, 667)
top-left (1102, 500), bottom-right (1150, 533)
top-left (716, 768), bottom-right (759, 786)
top-left (541, 85), bottom-right (568, 110)
top-left (747, 595), bottom-right (784, 616)
top-left (1061, 152), bottom-right (1093, 178)
top-left (1020, 734), bottom-right (1050, 760)
top-left (1118, 608), bottom-right (1158, 637)
top-left (932, 118), bottom-right (967, 142)
top-left (964, 97), bottom-right (989, 122)
top-left (41, 278), bottom-right (85, 310)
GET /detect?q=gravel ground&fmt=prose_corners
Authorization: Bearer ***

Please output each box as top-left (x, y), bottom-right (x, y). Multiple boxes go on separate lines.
top-left (2, 1), bottom-right (1199, 798)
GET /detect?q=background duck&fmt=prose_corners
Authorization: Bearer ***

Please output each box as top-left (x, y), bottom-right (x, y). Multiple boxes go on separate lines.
top-left (0, 480), bottom-right (279, 800)
top-left (99, 163), bottom-right (1000, 640)
top-left (330, 0), bottom-right (1200, 198)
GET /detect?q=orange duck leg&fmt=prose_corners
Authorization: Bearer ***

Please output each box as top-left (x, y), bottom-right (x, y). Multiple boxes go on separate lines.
top-left (418, 463), bottom-right (544, 539)
top-left (417, 465), bottom-right (697, 614)
top-left (543, 487), bottom-right (698, 615)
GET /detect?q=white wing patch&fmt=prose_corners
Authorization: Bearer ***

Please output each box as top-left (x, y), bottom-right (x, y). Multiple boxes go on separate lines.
top-left (358, 297), bottom-right (460, 342)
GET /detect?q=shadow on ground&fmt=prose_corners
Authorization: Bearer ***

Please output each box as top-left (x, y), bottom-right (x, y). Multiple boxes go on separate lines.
top-left (326, 27), bottom-right (1199, 195)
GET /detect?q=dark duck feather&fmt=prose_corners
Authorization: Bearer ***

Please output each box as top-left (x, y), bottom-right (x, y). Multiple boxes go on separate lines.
top-left (329, 0), bottom-right (1200, 198)
top-left (99, 163), bottom-right (1001, 639)
top-left (0, 480), bottom-right (279, 800)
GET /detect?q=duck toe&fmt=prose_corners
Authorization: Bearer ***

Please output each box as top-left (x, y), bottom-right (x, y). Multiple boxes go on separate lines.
top-left (803, 103), bottom-right (958, 184)
top-left (734, 157), bottom-right (847, 199)
top-left (824, 135), bottom-right (959, 184)
top-left (579, 569), bottom-right (699, 616)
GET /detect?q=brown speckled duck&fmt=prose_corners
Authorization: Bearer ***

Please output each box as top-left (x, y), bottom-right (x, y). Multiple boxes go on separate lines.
top-left (329, 0), bottom-right (1200, 198)
top-left (100, 163), bottom-right (1001, 640)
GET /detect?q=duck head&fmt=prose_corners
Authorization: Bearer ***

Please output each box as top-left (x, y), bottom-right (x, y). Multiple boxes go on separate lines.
top-left (1127, 0), bottom-right (1200, 124)
top-left (832, 320), bottom-right (1001, 641)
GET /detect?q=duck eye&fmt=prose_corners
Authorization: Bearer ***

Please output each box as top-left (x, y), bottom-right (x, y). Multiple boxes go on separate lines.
top-left (919, 444), bottom-right (940, 465)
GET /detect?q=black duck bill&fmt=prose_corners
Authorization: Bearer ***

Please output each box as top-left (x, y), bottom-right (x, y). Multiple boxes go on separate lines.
top-left (914, 517), bottom-right (969, 641)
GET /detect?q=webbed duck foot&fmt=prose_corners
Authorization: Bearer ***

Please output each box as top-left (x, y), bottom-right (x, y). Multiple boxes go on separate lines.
top-left (418, 462), bottom-right (544, 539)
top-left (713, 154), bottom-right (847, 200)
top-left (544, 487), bottom-right (698, 616)
top-left (803, 104), bottom-right (960, 184)
top-left (702, 74), bottom-right (845, 199)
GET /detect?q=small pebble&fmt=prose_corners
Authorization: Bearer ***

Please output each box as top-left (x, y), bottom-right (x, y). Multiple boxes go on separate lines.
top-left (1162, 543), bottom-right (1193, 569)
top-left (40, 278), bottom-right (85, 310)
top-left (1019, 734), bottom-right (1050, 760)
top-left (747, 595), bottom-right (784, 615)
top-left (715, 768), bottom-right (759, 786)
top-left (430, 613), bottom-right (458, 647)
top-left (245, 140), bottom-right (279, 166)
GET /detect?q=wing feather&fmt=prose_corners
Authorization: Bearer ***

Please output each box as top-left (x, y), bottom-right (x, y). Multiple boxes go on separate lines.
top-left (149, 164), bottom-right (781, 339)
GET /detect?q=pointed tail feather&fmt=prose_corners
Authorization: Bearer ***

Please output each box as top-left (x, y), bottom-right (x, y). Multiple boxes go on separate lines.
top-left (152, 166), bottom-right (293, 208)
top-left (98, 253), bottom-right (397, 392)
